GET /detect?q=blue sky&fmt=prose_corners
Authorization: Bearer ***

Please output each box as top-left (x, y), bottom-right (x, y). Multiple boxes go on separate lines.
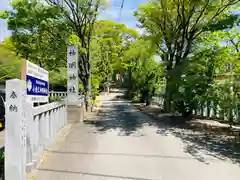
top-left (0, 0), bottom-right (11, 41)
top-left (0, 0), bottom-right (146, 41)
top-left (99, 0), bottom-right (146, 30)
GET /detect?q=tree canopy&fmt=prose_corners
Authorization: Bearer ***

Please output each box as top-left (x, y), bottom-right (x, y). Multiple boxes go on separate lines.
top-left (0, 42), bottom-right (21, 80)
top-left (1, 0), bottom-right (240, 123)
top-left (135, 0), bottom-right (240, 112)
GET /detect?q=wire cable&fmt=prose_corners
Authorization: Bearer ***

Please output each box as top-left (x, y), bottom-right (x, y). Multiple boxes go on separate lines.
top-left (119, 0), bottom-right (125, 22)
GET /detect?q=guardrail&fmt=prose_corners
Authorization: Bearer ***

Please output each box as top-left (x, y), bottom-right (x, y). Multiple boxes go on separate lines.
top-left (49, 91), bottom-right (67, 98)
top-left (49, 91), bottom-right (84, 102)
top-left (5, 80), bottom-right (69, 180)
top-left (153, 94), bottom-right (240, 122)
top-left (25, 100), bottom-right (67, 173)
top-left (4, 80), bottom-right (88, 180)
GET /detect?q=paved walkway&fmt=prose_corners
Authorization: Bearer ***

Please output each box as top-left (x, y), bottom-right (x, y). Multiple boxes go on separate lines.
top-left (34, 92), bottom-right (240, 180)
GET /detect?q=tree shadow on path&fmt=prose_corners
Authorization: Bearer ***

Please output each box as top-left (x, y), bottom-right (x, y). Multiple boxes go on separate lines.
top-left (84, 100), bottom-right (240, 165)
top-left (84, 97), bottom-right (147, 136)
top-left (137, 104), bottom-right (240, 165)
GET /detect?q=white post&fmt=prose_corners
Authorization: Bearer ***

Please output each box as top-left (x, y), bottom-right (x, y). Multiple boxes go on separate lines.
top-left (67, 45), bottom-right (79, 105)
top-left (45, 111), bottom-right (50, 146)
top-left (26, 103), bottom-right (34, 172)
top-left (64, 99), bottom-right (67, 125)
top-left (5, 79), bottom-right (26, 180)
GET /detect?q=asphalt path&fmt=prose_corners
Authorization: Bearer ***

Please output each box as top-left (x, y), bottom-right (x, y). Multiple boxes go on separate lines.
top-left (34, 92), bottom-right (240, 180)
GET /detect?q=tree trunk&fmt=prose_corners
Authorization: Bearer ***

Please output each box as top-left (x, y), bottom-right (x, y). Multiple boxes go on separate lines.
top-left (126, 67), bottom-right (134, 99)
top-left (140, 90), bottom-right (145, 103)
top-left (128, 66), bottom-right (132, 89)
top-left (146, 95), bottom-right (153, 106)
top-left (84, 76), bottom-right (91, 112)
top-left (164, 77), bottom-right (172, 112)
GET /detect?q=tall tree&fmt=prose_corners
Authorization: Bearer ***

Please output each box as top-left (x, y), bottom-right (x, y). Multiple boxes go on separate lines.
top-left (90, 20), bottom-right (138, 94)
top-left (46, 0), bottom-right (109, 100)
top-left (122, 38), bottom-right (163, 104)
top-left (0, 0), bottom-right (68, 69)
top-left (135, 0), bottom-right (240, 112)
top-left (0, 43), bottom-right (21, 80)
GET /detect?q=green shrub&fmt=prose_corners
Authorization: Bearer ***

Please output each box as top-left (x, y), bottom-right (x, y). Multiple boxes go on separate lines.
top-left (49, 96), bottom-right (63, 103)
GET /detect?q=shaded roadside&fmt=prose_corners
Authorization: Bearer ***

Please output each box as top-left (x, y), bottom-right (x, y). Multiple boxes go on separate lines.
top-left (133, 103), bottom-right (240, 165)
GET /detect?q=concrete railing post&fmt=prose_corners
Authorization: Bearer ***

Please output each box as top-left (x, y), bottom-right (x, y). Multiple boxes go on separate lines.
top-left (26, 103), bottom-right (34, 172)
top-left (5, 81), bottom-right (69, 179)
top-left (53, 109), bottom-right (56, 135)
top-left (64, 100), bottom-right (67, 125)
top-left (57, 107), bottom-right (60, 131)
top-left (32, 114), bottom-right (39, 167)
top-left (5, 79), bottom-right (27, 180)
top-left (50, 109), bottom-right (54, 141)
top-left (45, 111), bottom-right (50, 146)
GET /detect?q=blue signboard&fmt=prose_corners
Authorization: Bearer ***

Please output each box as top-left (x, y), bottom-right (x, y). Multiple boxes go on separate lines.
top-left (26, 75), bottom-right (48, 96)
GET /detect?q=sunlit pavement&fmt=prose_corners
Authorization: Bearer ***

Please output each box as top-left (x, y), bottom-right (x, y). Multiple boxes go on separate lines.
top-left (35, 92), bottom-right (240, 180)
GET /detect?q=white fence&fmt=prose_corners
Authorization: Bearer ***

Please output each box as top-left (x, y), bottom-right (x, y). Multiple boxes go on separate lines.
top-left (49, 91), bottom-right (84, 102)
top-left (26, 100), bottom-right (67, 172)
top-left (153, 94), bottom-right (240, 122)
top-left (5, 80), bottom-right (68, 180)
top-left (49, 91), bottom-right (67, 99)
